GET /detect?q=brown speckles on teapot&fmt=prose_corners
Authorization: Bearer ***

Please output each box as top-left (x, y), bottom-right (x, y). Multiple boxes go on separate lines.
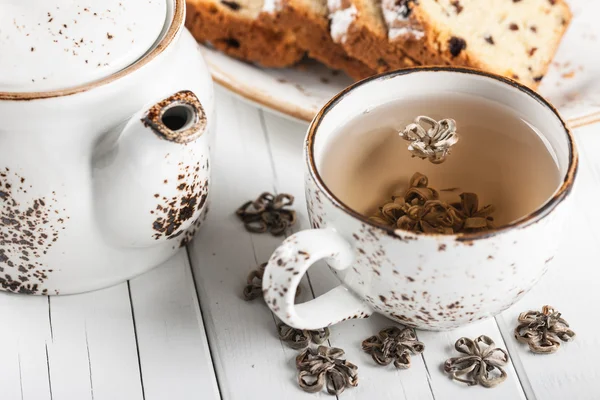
top-left (0, 0), bottom-right (215, 294)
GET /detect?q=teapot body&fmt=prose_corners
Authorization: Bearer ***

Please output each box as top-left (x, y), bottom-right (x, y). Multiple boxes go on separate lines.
top-left (0, 29), bottom-right (214, 295)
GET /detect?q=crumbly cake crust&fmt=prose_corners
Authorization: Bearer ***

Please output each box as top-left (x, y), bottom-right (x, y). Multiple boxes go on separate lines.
top-left (259, 0), bottom-right (375, 80)
top-left (332, 0), bottom-right (571, 88)
top-left (329, 0), bottom-right (421, 73)
top-left (185, 0), bottom-right (304, 68)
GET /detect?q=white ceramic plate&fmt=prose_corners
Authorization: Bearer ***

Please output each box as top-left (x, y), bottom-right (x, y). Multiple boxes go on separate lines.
top-left (200, 0), bottom-right (600, 127)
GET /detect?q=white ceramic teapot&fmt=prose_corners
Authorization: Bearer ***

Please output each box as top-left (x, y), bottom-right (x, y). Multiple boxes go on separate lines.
top-left (0, 0), bottom-right (214, 295)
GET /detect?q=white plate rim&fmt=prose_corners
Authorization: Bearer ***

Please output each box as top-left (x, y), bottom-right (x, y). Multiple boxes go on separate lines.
top-left (207, 57), bottom-right (600, 129)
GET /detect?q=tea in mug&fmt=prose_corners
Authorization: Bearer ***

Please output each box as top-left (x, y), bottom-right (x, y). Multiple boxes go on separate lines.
top-left (320, 93), bottom-right (561, 230)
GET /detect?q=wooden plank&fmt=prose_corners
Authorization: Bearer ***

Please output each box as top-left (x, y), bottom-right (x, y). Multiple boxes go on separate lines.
top-left (188, 88), bottom-right (318, 400)
top-left (261, 108), bottom-right (527, 400)
top-left (417, 322), bottom-right (525, 400)
top-left (0, 226), bottom-right (217, 400)
top-left (128, 250), bottom-right (221, 400)
top-left (495, 124), bottom-right (600, 400)
top-left (0, 293), bottom-right (52, 400)
top-left (261, 110), bottom-right (434, 400)
top-left (47, 282), bottom-right (144, 400)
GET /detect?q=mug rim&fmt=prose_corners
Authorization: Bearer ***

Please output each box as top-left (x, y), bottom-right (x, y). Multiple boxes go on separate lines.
top-left (306, 66), bottom-right (579, 241)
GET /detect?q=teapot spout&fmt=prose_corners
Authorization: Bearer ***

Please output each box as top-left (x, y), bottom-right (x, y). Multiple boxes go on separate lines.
top-left (93, 90), bottom-right (211, 248)
top-left (141, 90), bottom-right (207, 144)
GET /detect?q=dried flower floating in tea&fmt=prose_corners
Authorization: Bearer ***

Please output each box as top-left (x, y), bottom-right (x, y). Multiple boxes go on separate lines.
top-left (236, 192), bottom-right (297, 236)
top-left (361, 326), bottom-right (425, 369)
top-left (444, 335), bottom-right (509, 388)
top-left (369, 173), bottom-right (495, 234)
top-left (514, 305), bottom-right (575, 354)
top-left (451, 192), bottom-right (495, 232)
top-left (399, 116), bottom-right (459, 164)
top-left (243, 262), bottom-right (301, 301)
top-left (296, 346), bottom-right (358, 395)
top-left (277, 322), bottom-right (330, 350)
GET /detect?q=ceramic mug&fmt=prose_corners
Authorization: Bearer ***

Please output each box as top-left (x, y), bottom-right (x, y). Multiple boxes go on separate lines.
top-left (263, 68), bottom-right (578, 331)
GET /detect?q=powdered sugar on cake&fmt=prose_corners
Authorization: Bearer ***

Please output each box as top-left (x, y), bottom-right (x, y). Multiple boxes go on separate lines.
top-left (261, 0), bottom-right (282, 13)
top-left (328, 0), bottom-right (357, 43)
top-left (381, 0), bottom-right (424, 40)
top-left (389, 26), bottom-right (424, 40)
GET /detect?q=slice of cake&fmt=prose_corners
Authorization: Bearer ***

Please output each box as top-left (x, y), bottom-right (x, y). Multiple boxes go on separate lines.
top-left (380, 0), bottom-right (448, 66)
top-left (328, 0), bottom-right (422, 73)
top-left (407, 0), bottom-right (572, 87)
top-left (258, 0), bottom-right (376, 80)
top-left (186, 0), bottom-right (304, 67)
top-left (333, 0), bottom-right (571, 88)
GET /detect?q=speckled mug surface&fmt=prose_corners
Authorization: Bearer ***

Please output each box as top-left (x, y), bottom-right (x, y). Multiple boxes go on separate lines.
top-left (263, 68), bottom-right (578, 331)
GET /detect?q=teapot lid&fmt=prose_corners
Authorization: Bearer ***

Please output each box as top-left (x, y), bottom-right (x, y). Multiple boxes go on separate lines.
top-left (0, 0), bottom-right (168, 92)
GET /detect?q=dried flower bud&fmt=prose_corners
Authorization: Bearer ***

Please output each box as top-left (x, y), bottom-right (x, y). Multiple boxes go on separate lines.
top-left (444, 335), bottom-right (509, 388)
top-left (243, 263), bottom-right (301, 301)
top-left (296, 346), bottom-right (358, 395)
top-left (361, 326), bottom-right (424, 368)
top-left (277, 323), bottom-right (330, 350)
top-left (514, 305), bottom-right (575, 354)
top-left (369, 173), bottom-right (495, 234)
top-left (236, 192), bottom-right (297, 236)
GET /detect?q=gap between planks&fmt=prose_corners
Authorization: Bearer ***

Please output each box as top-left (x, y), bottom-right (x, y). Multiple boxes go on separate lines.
top-left (0, 248), bottom-right (219, 400)
top-left (188, 91), bottom-right (316, 400)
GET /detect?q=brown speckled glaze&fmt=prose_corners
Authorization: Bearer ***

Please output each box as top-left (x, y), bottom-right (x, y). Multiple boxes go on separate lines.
top-left (152, 158), bottom-right (209, 241)
top-left (177, 199), bottom-right (210, 249)
top-left (264, 68), bottom-right (578, 331)
top-left (0, 169), bottom-right (68, 294)
top-left (269, 161), bottom-right (572, 330)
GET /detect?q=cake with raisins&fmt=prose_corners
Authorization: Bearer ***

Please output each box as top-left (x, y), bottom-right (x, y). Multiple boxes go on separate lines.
top-left (257, 0), bottom-right (376, 80)
top-left (186, 0), bottom-right (304, 67)
top-left (327, 0), bottom-right (426, 74)
top-left (186, 0), bottom-right (571, 88)
top-left (330, 0), bottom-right (571, 87)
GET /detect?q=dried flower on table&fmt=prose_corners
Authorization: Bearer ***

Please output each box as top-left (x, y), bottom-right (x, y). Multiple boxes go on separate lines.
top-left (243, 262), bottom-right (301, 301)
top-left (444, 335), bottom-right (509, 388)
top-left (243, 262), bottom-right (266, 301)
top-left (361, 326), bottom-right (425, 368)
top-left (277, 322), bottom-right (330, 350)
top-left (369, 173), bottom-right (495, 234)
top-left (296, 346), bottom-right (358, 395)
top-left (514, 305), bottom-right (575, 354)
top-left (236, 192), bottom-right (297, 236)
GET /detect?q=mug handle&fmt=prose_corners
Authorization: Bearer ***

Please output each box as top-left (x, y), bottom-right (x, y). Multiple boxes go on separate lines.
top-left (262, 229), bottom-right (374, 330)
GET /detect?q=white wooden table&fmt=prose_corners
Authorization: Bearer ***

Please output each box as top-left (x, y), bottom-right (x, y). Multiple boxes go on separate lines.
top-left (1, 87), bottom-right (599, 400)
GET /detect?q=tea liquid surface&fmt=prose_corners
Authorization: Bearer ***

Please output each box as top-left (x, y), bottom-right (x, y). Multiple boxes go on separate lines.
top-left (320, 94), bottom-right (561, 226)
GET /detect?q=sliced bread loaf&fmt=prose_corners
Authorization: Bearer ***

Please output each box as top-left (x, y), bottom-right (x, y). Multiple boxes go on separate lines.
top-left (332, 0), bottom-right (571, 87)
top-left (186, 0), bottom-right (304, 67)
top-left (407, 0), bottom-right (572, 87)
top-left (258, 0), bottom-right (375, 80)
top-left (328, 0), bottom-right (421, 73)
